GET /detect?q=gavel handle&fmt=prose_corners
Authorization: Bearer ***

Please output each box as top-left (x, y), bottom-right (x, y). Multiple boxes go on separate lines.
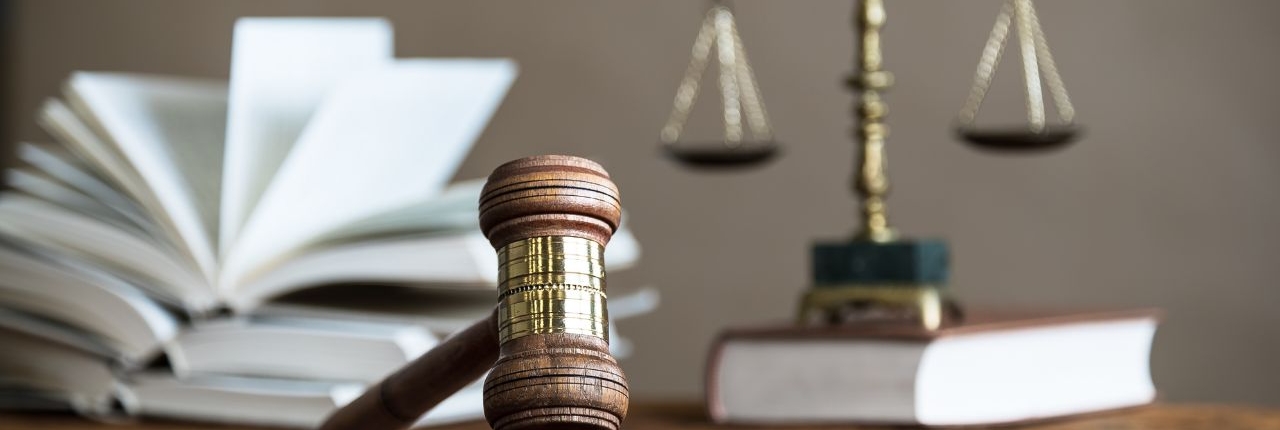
top-left (319, 308), bottom-right (499, 430)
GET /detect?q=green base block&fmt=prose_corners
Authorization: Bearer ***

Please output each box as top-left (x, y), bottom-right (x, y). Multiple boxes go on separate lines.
top-left (811, 239), bottom-right (949, 286)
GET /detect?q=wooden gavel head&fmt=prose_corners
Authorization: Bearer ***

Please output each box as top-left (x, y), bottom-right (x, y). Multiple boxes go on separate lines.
top-left (478, 155), bottom-right (628, 430)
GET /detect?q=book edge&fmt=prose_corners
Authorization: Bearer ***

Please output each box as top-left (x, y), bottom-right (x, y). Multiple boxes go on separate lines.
top-left (716, 308), bottom-right (1164, 342)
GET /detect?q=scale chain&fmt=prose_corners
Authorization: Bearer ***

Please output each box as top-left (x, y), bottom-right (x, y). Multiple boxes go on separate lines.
top-left (957, 0), bottom-right (1075, 132)
top-left (660, 1), bottom-right (773, 147)
top-left (731, 21), bottom-right (773, 142)
top-left (715, 7), bottom-right (744, 144)
top-left (1025, 0), bottom-right (1075, 124)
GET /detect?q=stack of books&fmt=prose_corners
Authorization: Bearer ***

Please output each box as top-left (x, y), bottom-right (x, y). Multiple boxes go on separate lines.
top-left (0, 18), bottom-right (655, 428)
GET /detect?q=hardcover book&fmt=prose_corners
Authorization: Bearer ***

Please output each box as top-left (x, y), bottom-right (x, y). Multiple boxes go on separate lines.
top-left (707, 309), bottom-right (1161, 427)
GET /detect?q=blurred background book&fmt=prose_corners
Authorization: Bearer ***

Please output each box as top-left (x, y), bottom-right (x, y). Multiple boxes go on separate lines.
top-left (708, 309), bottom-right (1161, 426)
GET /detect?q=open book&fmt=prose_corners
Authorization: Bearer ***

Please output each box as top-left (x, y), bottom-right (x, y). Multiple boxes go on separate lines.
top-left (1, 18), bottom-right (639, 315)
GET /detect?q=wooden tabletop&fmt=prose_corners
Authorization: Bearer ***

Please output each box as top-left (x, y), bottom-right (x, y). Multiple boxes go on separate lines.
top-left (2, 403), bottom-right (1279, 430)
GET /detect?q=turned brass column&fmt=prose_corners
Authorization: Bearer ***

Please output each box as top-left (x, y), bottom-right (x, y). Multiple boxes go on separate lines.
top-left (850, 0), bottom-right (896, 243)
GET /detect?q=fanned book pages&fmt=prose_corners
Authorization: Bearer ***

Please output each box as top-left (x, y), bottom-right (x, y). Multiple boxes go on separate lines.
top-left (0, 17), bottom-right (654, 428)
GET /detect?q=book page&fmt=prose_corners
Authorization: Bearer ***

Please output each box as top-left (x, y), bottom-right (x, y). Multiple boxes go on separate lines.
top-left (5, 168), bottom-right (138, 235)
top-left (121, 372), bottom-right (364, 428)
top-left (219, 18), bottom-right (392, 256)
top-left (0, 325), bottom-right (120, 415)
top-left (227, 232), bottom-right (496, 311)
top-left (0, 194), bottom-right (214, 311)
top-left (314, 179), bottom-right (485, 244)
top-left (14, 142), bottom-right (154, 234)
top-left (65, 73), bottom-right (228, 282)
top-left (38, 101), bottom-right (182, 255)
top-left (38, 99), bottom-right (151, 215)
top-left (0, 243), bottom-right (178, 366)
top-left (170, 317), bottom-right (435, 383)
top-left (0, 307), bottom-right (118, 360)
top-left (221, 59), bottom-right (516, 294)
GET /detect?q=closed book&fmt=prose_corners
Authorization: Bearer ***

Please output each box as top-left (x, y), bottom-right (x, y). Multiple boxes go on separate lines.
top-left (120, 372), bottom-right (483, 428)
top-left (167, 317), bottom-right (438, 383)
top-left (707, 309), bottom-right (1161, 426)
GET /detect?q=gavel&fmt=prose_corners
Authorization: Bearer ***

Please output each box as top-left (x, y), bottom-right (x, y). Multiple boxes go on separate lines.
top-left (320, 155), bottom-right (629, 430)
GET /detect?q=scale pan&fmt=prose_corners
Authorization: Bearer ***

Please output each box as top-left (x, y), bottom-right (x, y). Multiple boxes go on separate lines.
top-left (958, 124), bottom-right (1082, 152)
top-left (663, 141), bottom-right (780, 169)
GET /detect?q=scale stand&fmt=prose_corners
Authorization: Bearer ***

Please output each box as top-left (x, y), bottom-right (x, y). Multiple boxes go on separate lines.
top-left (657, 0), bottom-right (1081, 328)
top-left (798, 0), bottom-right (962, 330)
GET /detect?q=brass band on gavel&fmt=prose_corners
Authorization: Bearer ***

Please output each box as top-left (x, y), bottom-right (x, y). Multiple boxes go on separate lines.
top-left (497, 236), bottom-right (609, 344)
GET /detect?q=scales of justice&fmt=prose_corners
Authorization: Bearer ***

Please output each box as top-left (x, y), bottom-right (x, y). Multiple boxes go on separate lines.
top-left (659, 0), bottom-right (1081, 329)
top-left (320, 1), bottom-right (1081, 428)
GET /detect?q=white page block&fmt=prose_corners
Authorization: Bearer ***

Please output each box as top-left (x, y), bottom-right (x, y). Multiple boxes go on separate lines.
top-left (220, 18), bottom-right (393, 255)
top-left (222, 59), bottom-right (517, 293)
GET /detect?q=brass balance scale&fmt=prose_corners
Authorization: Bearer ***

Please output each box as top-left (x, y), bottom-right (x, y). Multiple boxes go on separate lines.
top-left (659, 0), bottom-right (1081, 329)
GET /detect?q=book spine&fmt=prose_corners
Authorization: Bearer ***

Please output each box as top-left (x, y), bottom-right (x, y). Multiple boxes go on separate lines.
top-left (703, 330), bottom-right (732, 424)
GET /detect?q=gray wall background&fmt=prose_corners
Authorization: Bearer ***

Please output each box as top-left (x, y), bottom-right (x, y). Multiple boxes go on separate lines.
top-left (4, 1), bottom-right (1278, 405)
